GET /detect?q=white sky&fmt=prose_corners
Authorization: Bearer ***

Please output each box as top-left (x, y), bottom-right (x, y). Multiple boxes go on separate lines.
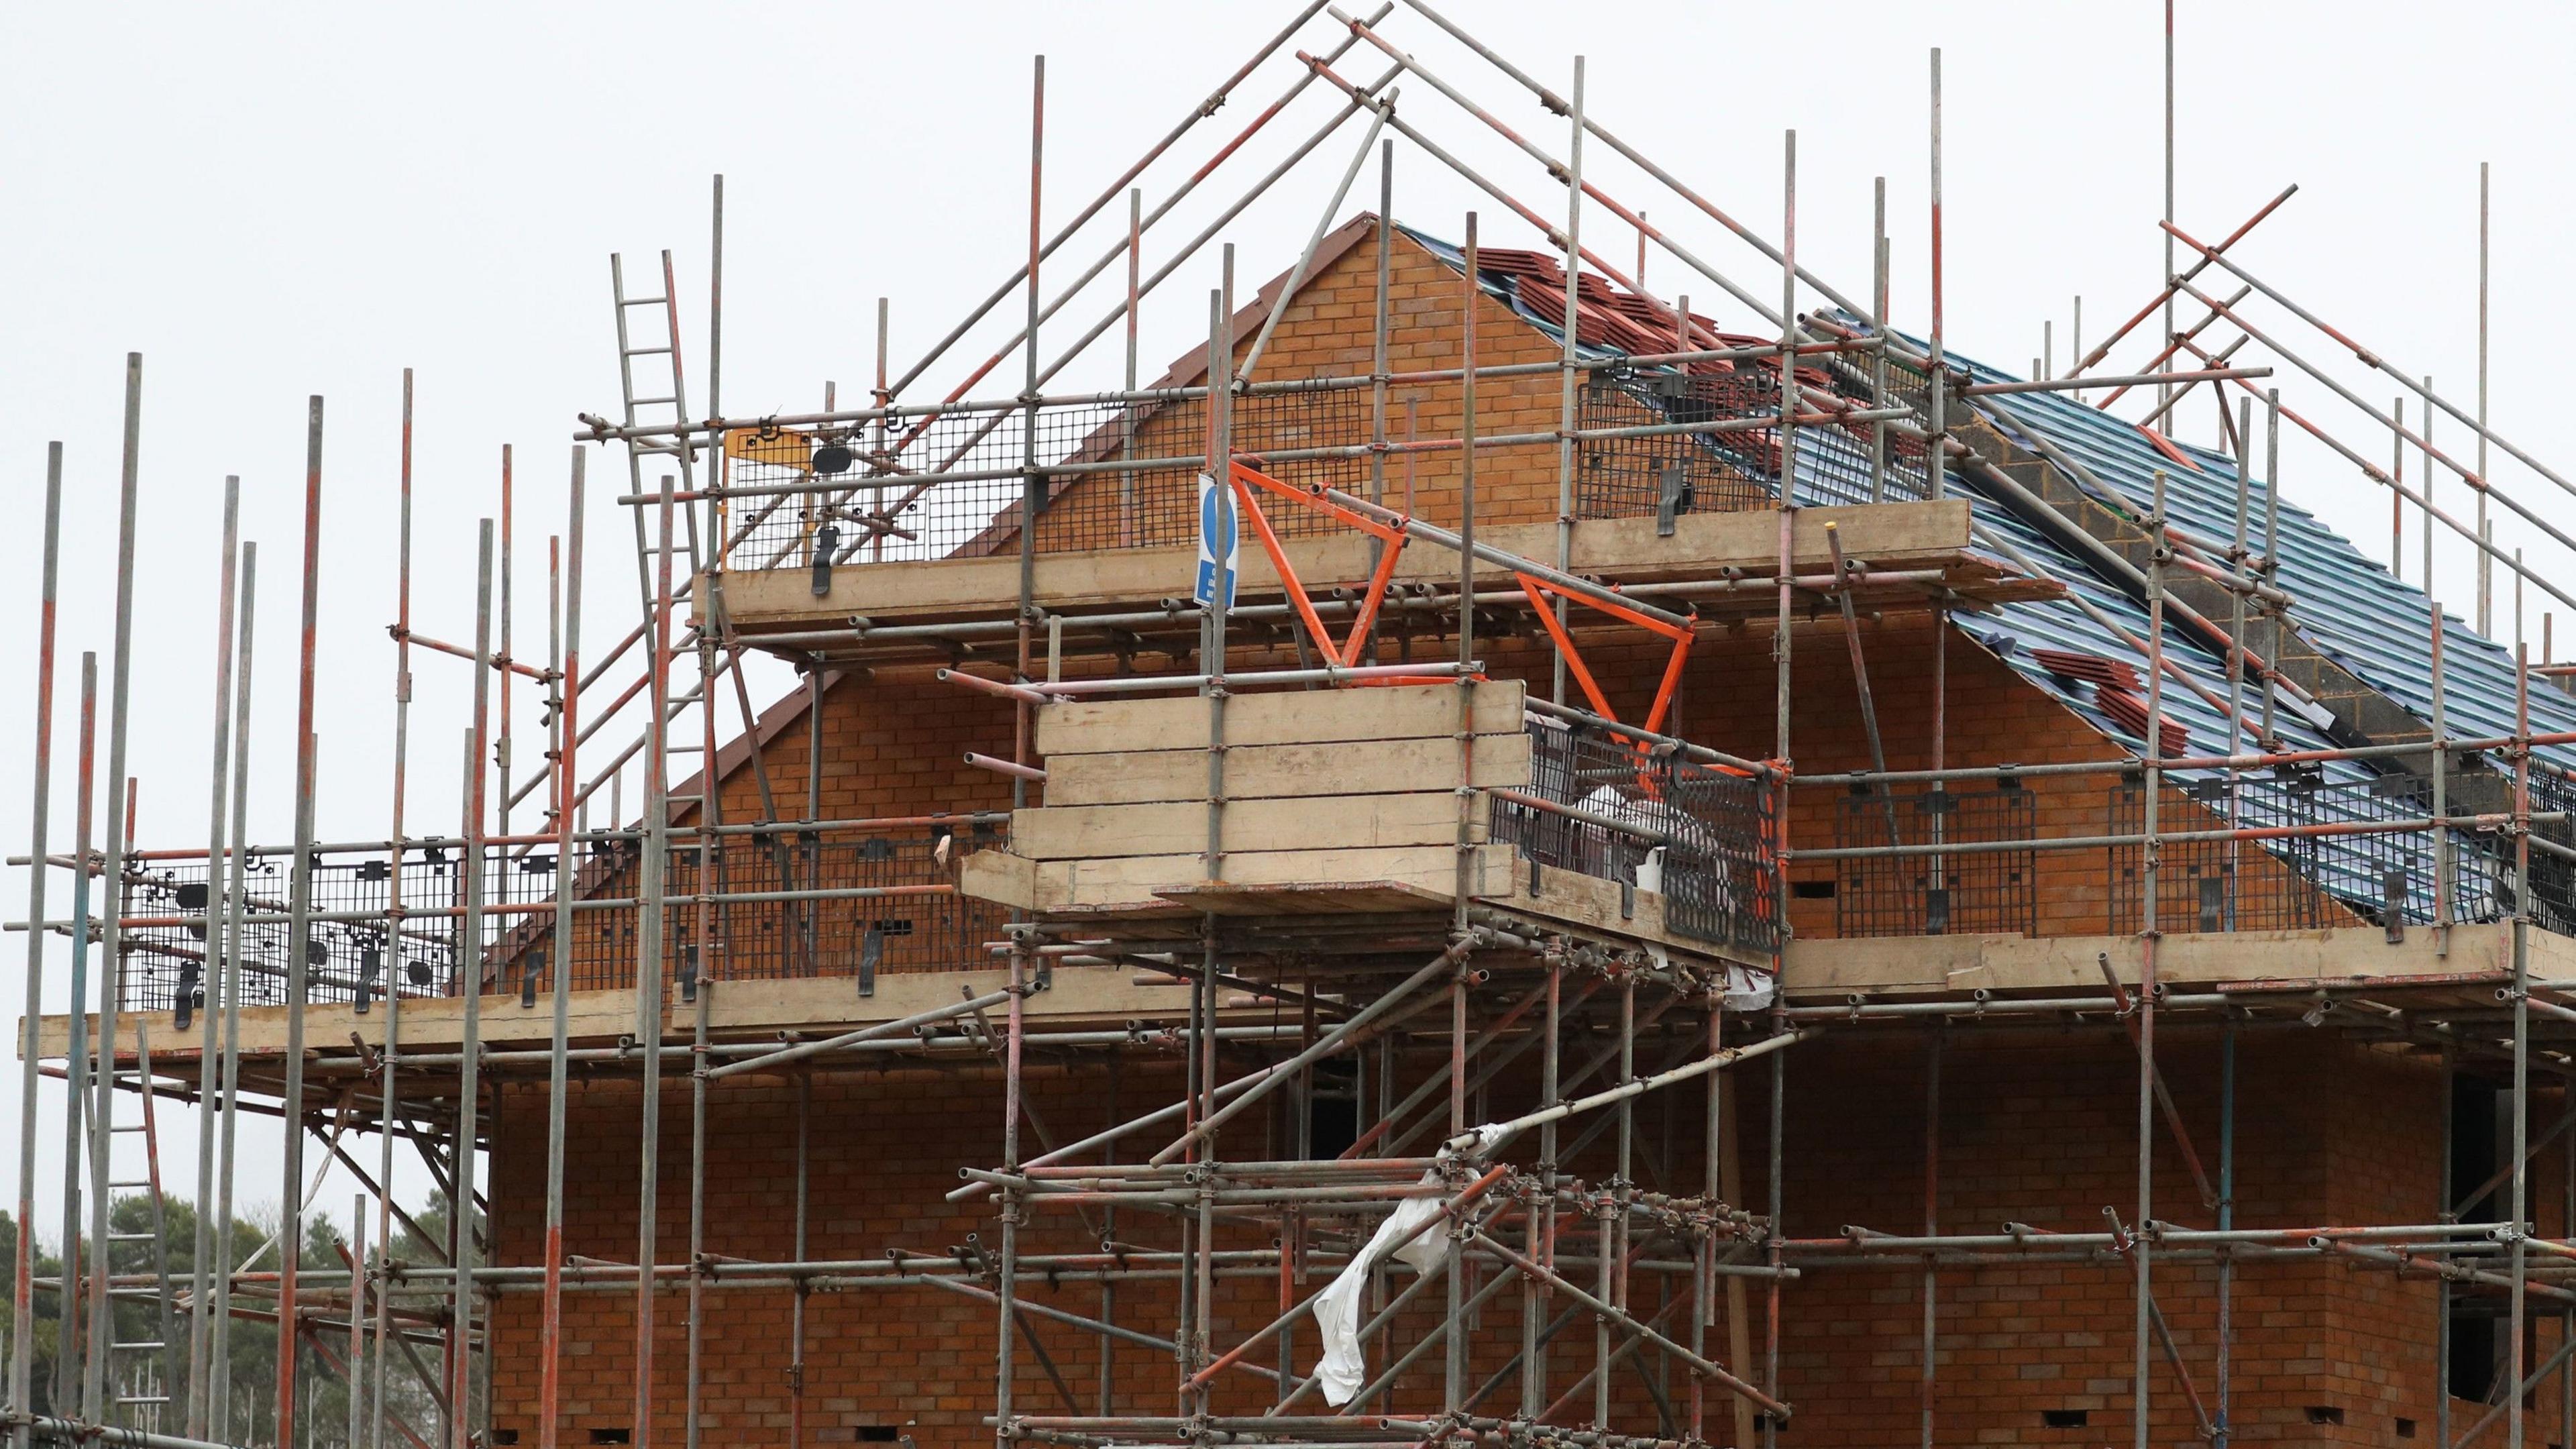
top-left (5, 1), bottom-right (2573, 1250)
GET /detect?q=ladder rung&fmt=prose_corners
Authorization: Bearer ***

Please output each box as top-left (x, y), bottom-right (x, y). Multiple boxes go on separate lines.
top-left (626, 346), bottom-right (674, 357)
top-left (108, 1232), bottom-right (156, 1242)
top-left (630, 396), bottom-right (678, 408)
top-left (622, 295), bottom-right (669, 307)
top-left (116, 1395), bottom-right (171, 1405)
top-left (113, 1340), bottom-right (168, 1352)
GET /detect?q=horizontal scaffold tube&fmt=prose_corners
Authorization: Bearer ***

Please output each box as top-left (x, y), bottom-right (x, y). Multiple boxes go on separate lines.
top-left (1315, 487), bottom-right (1691, 629)
top-left (705, 989), bottom-right (1016, 1079)
top-left (1457, 1028), bottom-right (1817, 1156)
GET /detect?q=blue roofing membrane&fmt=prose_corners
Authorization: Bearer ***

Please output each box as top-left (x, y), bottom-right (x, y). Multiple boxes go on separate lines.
top-left (1948, 341), bottom-right (2576, 777)
top-left (1420, 229), bottom-right (2573, 921)
top-left (1421, 230), bottom-right (2576, 774)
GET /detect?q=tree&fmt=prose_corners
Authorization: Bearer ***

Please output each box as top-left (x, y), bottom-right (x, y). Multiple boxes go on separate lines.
top-left (3, 1193), bottom-right (459, 1449)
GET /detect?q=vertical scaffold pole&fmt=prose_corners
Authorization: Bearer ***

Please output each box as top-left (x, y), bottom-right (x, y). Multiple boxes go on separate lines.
top-left (2510, 643), bottom-right (2533, 1449)
top-left (2260, 392), bottom-right (2282, 749)
top-left (85, 356), bottom-right (145, 1425)
top-left (2161, 0), bottom-right (2176, 428)
top-left (500, 451), bottom-right (517, 833)
top-left (2135, 470), bottom-right (2167, 1449)
top-left (1459, 210), bottom-right (1477, 689)
top-left (1926, 51), bottom-right (1945, 499)
top-left (1920, 1032), bottom-right (1941, 1449)
top-left (1690, 997), bottom-right (1717, 1444)
top-left (635, 470), bottom-right (676, 1449)
top-left (2227, 401), bottom-right (2252, 930)
top-left (1368, 147), bottom-right (1391, 661)
top-left (686, 518), bottom-right (720, 1449)
top-left (2213, 1016), bottom-right (2237, 1449)
top-left (1764, 124), bottom-right (1798, 1449)
top-left (374, 370), bottom-right (416, 1449)
top-left (2476, 162), bottom-right (2491, 637)
top-left (2434, 599), bottom-right (2451, 954)
top-left (540, 449), bottom-right (585, 1449)
top-left (212, 559), bottom-right (257, 1448)
top-left (1596, 978), bottom-right (1634, 1428)
top-left (789, 1071), bottom-right (811, 1449)
top-left (1524, 959), bottom-right (1561, 1417)
top-left (54, 650), bottom-right (96, 1418)
top-left (1870, 178), bottom-right (1888, 504)
top-left (453, 521), bottom-right (496, 1449)
top-left (2436, 1042), bottom-right (2455, 1449)
top-left (1016, 55), bottom-right (1045, 812)
top-left (8, 445), bottom-right (62, 1449)
top-left (1552, 57), bottom-right (1583, 706)
top-left (1004, 68), bottom-right (1040, 1424)
top-left (445, 732), bottom-right (472, 1448)
top-left (1450, 189), bottom-right (1483, 1430)
top-left (348, 1195), bottom-right (366, 1449)
top-left (277, 390), bottom-right (325, 1449)
top-left (1123, 189), bottom-right (1142, 548)
top-left (186, 473), bottom-right (240, 1435)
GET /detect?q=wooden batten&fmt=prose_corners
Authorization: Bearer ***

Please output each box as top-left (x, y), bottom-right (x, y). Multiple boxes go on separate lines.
top-left (962, 681), bottom-right (1528, 917)
top-left (1010, 792), bottom-right (1482, 860)
top-left (1044, 734), bottom-right (1532, 807)
top-left (710, 501), bottom-right (1992, 633)
top-left (1014, 843), bottom-right (1515, 916)
top-left (1036, 678), bottom-right (1525, 755)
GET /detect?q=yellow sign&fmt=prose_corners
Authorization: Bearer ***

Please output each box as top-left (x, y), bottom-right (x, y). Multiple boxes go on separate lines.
top-left (724, 427), bottom-right (816, 470)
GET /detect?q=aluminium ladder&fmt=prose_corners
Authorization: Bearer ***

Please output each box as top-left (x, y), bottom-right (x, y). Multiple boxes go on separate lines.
top-left (100, 1018), bottom-right (182, 1430)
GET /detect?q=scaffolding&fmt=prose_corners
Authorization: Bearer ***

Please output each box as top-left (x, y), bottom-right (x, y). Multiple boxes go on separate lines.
top-left (15, 5), bottom-right (2576, 1449)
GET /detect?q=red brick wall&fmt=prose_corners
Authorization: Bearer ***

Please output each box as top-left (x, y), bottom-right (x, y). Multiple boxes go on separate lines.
top-left (482, 227), bottom-right (2453, 1449)
top-left (1016, 227), bottom-right (1578, 558)
top-left (484, 1028), bottom-right (2551, 1447)
top-left (1458, 616), bottom-right (2351, 941)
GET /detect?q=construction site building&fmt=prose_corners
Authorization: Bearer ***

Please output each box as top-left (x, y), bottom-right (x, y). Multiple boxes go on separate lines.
top-left (15, 9), bottom-right (2576, 1449)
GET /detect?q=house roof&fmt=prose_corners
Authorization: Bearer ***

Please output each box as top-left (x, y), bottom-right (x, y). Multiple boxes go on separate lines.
top-left (695, 221), bottom-right (2569, 926)
top-left (1404, 225), bottom-right (2575, 778)
top-left (1406, 229), bottom-right (2575, 922)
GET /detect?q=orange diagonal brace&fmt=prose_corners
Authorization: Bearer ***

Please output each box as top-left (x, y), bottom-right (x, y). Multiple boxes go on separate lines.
top-left (1571, 585), bottom-right (1695, 643)
top-left (1231, 459), bottom-right (1406, 543)
top-left (1642, 623), bottom-right (1694, 736)
top-left (1519, 573), bottom-right (1619, 722)
top-left (1228, 470), bottom-right (1346, 668)
top-left (1340, 529), bottom-right (1409, 663)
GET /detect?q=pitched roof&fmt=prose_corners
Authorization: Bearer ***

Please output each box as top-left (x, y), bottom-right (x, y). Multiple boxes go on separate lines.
top-left (1405, 225), bottom-right (2575, 777)
top-left (1406, 229), bottom-right (2576, 924)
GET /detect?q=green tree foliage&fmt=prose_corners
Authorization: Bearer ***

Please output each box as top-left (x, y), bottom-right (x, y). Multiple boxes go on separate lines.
top-left (4, 1193), bottom-right (464, 1449)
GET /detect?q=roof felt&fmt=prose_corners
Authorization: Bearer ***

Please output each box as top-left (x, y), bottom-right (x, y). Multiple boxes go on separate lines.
top-left (1415, 229), bottom-right (2573, 921)
top-left (1954, 343), bottom-right (2576, 776)
top-left (1419, 225), bottom-right (2572, 770)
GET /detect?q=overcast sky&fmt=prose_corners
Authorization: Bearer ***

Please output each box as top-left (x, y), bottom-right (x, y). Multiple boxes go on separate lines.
top-left (6, 1), bottom-right (2572, 1247)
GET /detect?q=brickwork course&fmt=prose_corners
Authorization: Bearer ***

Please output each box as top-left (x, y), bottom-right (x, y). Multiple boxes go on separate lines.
top-left (466, 223), bottom-right (2567, 1447)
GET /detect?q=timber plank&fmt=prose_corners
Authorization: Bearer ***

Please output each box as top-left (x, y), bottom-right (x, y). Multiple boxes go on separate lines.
top-left (1778, 922), bottom-right (2533, 998)
top-left (1011, 843), bottom-right (1514, 914)
top-left (1045, 734), bottom-right (1532, 806)
top-left (23, 963), bottom-right (1234, 1065)
top-left (713, 502), bottom-right (1976, 627)
top-left (1034, 680), bottom-right (1525, 755)
top-left (1010, 791), bottom-right (1483, 859)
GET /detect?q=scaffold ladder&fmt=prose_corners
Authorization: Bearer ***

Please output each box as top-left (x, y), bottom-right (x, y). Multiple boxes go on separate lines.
top-left (610, 250), bottom-right (702, 580)
top-left (101, 1018), bottom-right (181, 1428)
top-left (609, 249), bottom-right (712, 820)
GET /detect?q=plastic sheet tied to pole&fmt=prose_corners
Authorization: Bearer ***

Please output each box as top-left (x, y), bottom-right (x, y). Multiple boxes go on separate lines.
top-left (1309, 1124), bottom-right (1504, 1405)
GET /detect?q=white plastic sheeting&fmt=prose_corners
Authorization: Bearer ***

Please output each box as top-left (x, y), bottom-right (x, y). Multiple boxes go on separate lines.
top-left (1307, 1124), bottom-right (1505, 1405)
